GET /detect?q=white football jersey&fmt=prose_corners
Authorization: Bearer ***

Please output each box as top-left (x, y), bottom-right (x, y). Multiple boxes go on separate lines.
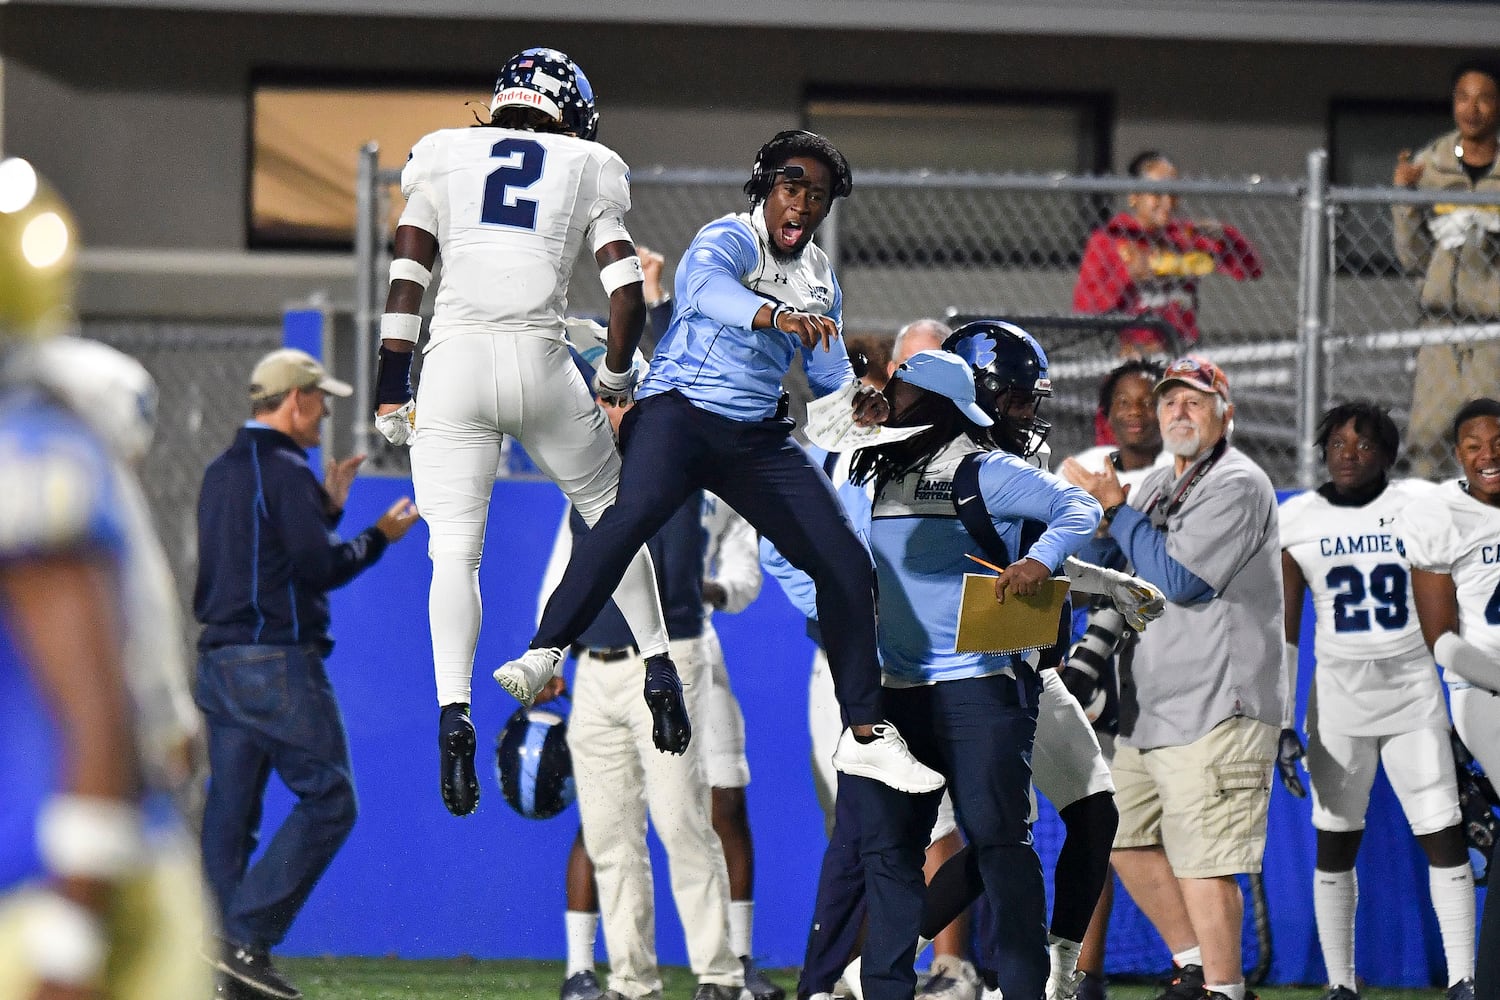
top-left (1281, 479), bottom-right (1446, 735)
top-left (1403, 478), bottom-right (1500, 662)
top-left (1070, 445), bottom-right (1172, 497)
top-left (399, 127), bottom-right (633, 347)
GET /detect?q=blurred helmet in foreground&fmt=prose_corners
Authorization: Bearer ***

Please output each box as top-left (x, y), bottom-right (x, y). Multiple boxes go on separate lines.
top-left (17, 336), bottom-right (159, 465)
top-left (0, 158), bottom-right (78, 342)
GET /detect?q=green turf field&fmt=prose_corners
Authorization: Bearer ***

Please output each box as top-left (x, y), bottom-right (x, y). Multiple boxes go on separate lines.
top-left (278, 958), bottom-right (1446, 1000)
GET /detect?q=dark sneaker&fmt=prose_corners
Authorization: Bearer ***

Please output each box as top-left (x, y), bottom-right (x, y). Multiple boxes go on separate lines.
top-left (1077, 972), bottom-right (1108, 1000)
top-left (1447, 979), bottom-right (1476, 1000)
top-left (742, 957), bottom-right (786, 1000)
top-left (439, 702), bottom-right (479, 816)
top-left (644, 654), bottom-right (691, 755)
top-left (560, 970), bottom-right (605, 1000)
top-left (1319, 987), bottom-right (1359, 1000)
top-left (215, 940), bottom-right (301, 1000)
top-left (1153, 965), bottom-right (1203, 1000)
top-left (691, 986), bottom-right (752, 1000)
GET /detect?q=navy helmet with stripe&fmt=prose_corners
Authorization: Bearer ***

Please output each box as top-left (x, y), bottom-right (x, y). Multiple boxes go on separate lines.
top-left (495, 702), bottom-right (576, 820)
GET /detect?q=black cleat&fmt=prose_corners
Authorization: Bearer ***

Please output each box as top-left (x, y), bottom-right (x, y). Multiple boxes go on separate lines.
top-left (1153, 965), bottom-right (1204, 1000)
top-left (742, 956), bottom-right (786, 1000)
top-left (440, 703), bottom-right (479, 816)
top-left (644, 654), bottom-right (691, 755)
top-left (214, 940), bottom-right (301, 1000)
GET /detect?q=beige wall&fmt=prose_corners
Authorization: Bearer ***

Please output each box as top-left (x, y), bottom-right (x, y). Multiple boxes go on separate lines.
top-left (0, 4), bottom-right (1475, 318)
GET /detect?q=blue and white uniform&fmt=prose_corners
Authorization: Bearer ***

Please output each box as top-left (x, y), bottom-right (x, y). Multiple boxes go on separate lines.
top-left (0, 387), bottom-right (124, 895)
top-left (640, 210), bottom-right (850, 421)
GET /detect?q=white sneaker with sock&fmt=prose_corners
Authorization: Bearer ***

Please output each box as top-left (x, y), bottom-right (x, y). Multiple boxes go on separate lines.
top-left (494, 646), bottom-right (563, 705)
top-left (831, 723), bottom-right (945, 794)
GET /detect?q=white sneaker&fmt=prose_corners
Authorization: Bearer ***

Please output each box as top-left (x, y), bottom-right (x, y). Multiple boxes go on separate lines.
top-left (493, 647), bottom-right (563, 706)
top-left (980, 989), bottom-right (1003, 1000)
top-left (831, 723), bottom-right (945, 793)
top-left (1045, 971), bottom-right (1085, 1000)
top-left (841, 956), bottom-right (864, 1000)
top-left (919, 956), bottom-right (980, 1000)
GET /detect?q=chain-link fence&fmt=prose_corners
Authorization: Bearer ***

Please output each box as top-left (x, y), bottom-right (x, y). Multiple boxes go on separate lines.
top-left (348, 147), bottom-right (1500, 488)
top-left (84, 320), bottom-right (285, 651)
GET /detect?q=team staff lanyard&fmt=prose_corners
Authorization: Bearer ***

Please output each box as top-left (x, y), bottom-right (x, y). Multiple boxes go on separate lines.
top-left (1145, 438), bottom-right (1228, 532)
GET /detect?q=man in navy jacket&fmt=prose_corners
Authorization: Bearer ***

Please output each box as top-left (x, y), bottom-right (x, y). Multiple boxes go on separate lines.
top-left (194, 348), bottom-right (419, 1000)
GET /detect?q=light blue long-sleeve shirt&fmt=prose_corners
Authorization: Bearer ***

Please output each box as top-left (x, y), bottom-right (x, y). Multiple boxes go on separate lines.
top-left (870, 442), bottom-right (1101, 685)
top-left (638, 211), bottom-right (854, 421)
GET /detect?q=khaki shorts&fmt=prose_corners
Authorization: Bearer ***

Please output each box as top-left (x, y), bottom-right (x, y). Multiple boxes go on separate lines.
top-left (1112, 716), bottom-right (1277, 878)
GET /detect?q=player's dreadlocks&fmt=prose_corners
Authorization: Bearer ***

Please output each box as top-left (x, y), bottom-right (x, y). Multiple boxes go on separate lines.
top-left (849, 389), bottom-right (988, 498)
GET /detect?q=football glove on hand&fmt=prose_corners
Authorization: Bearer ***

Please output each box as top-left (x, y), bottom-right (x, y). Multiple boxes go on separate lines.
top-left (594, 361), bottom-right (639, 406)
top-left (1276, 728), bottom-right (1307, 798)
top-left (1063, 558), bottom-right (1166, 632)
top-left (375, 399), bottom-right (416, 447)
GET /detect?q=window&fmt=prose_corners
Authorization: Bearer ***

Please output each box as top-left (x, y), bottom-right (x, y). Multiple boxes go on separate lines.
top-left (250, 74), bottom-right (489, 248)
top-left (804, 87), bottom-right (1111, 268)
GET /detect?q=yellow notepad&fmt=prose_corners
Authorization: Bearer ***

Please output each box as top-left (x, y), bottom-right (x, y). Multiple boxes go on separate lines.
top-left (954, 574), bottom-right (1071, 655)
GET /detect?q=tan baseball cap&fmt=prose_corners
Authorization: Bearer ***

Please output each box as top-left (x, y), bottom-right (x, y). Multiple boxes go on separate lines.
top-left (249, 348), bottom-right (352, 401)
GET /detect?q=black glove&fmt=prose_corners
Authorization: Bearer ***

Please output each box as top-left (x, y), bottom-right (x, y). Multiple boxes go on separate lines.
top-left (1276, 728), bottom-right (1307, 798)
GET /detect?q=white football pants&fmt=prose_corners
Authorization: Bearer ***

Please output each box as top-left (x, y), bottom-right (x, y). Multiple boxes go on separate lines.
top-left (412, 332), bottom-right (668, 706)
top-left (569, 636), bottom-right (742, 997)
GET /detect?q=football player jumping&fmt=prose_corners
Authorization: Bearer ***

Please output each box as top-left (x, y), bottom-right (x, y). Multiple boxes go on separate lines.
top-left (1280, 401), bottom-right (1473, 1000)
top-left (375, 47), bottom-right (687, 817)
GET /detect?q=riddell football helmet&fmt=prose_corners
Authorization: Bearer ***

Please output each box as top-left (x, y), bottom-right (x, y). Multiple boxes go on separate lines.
top-left (495, 702), bottom-right (576, 820)
top-left (943, 320), bottom-right (1052, 458)
top-left (490, 47), bottom-right (599, 142)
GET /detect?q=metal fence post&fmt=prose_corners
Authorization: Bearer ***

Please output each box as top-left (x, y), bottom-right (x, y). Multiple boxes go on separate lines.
top-left (353, 141), bottom-right (379, 459)
top-left (1295, 149), bottom-right (1330, 490)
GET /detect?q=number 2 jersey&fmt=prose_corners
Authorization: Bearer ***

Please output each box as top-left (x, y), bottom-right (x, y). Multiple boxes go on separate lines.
top-left (1280, 478), bottom-right (1446, 735)
top-left (399, 126), bottom-right (634, 348)
top-left (1404, 479), bottom-right (1500, 675)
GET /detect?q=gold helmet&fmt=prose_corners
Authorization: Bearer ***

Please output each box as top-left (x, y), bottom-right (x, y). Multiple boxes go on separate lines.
top-left (0, 157), bottom-right (77, 341)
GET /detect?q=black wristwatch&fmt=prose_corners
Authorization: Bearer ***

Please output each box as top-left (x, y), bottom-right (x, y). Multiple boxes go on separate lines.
top-left (1102, 501), bottom-right (1126, 524)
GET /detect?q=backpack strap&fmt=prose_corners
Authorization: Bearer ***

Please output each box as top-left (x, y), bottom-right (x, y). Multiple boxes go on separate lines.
top-left (952, 451), bottom-right (1072, 670)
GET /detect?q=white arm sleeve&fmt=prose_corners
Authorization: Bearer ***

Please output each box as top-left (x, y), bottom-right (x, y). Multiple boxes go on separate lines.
top-left (536, 509), bottom-right (574, 630)
top-left (709, 507), bottom-right (763, 615)
top-left (1435, 631), bottom-right (1500, 692)
top-left (1282, 641), bottom-right (1299, 728)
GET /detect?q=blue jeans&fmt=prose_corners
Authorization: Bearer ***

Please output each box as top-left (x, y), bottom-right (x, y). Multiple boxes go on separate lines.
top-left (195, 644), bottom-right (357, 949)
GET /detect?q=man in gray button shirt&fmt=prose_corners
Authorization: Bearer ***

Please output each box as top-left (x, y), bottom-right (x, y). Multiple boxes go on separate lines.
top-left (1062, 356), bottom-right (1284, 1000)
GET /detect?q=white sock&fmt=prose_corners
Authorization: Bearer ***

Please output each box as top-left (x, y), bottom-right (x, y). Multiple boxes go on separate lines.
top-left (430, 555), bottom-right (482, 705)
top-left (1429, 862), bottom-right (1476, 985)
top-left (1205, 983), bottom-right (1245, 1000)
top-left (565, 910), bottom-right (598, 977)
top-left (1048, 934), bottom-right (1082, 983)
top-left (729, 900), bottom-right (755, 959)
top-left (1172, 946), bottom-right (1203, 968)
top-left (1313, 868), bottom-right (1357, 990)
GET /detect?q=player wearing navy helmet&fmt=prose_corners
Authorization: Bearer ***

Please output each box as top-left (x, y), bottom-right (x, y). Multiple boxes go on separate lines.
top-left (375, 46), bottom-right (689, 819)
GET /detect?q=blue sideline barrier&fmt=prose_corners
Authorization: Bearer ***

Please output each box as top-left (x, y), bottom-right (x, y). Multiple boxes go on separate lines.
top-left (257, 477), bottom-right (1480, 986)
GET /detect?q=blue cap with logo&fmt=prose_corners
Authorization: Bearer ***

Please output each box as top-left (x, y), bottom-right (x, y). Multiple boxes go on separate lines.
top-left (895, 350), bottom-right (994, 427)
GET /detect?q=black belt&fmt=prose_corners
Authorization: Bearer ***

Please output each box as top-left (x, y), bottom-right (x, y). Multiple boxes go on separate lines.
top-left (586, 645), bottom-right (638, 663)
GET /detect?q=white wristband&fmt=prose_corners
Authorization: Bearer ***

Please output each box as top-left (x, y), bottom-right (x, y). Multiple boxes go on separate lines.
top-left (599, 255), bottom-right (644, 295)
top-left (380, 312), bottom-right (422, 345)
top-left (37, 795), bottom-right (145, 880)
top-left (21, 891), bottom-right (107, 986)
top-left (1282, 641), bottom-right (1299, 728)
top-left (389, 258), bottom-right (433, 289)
